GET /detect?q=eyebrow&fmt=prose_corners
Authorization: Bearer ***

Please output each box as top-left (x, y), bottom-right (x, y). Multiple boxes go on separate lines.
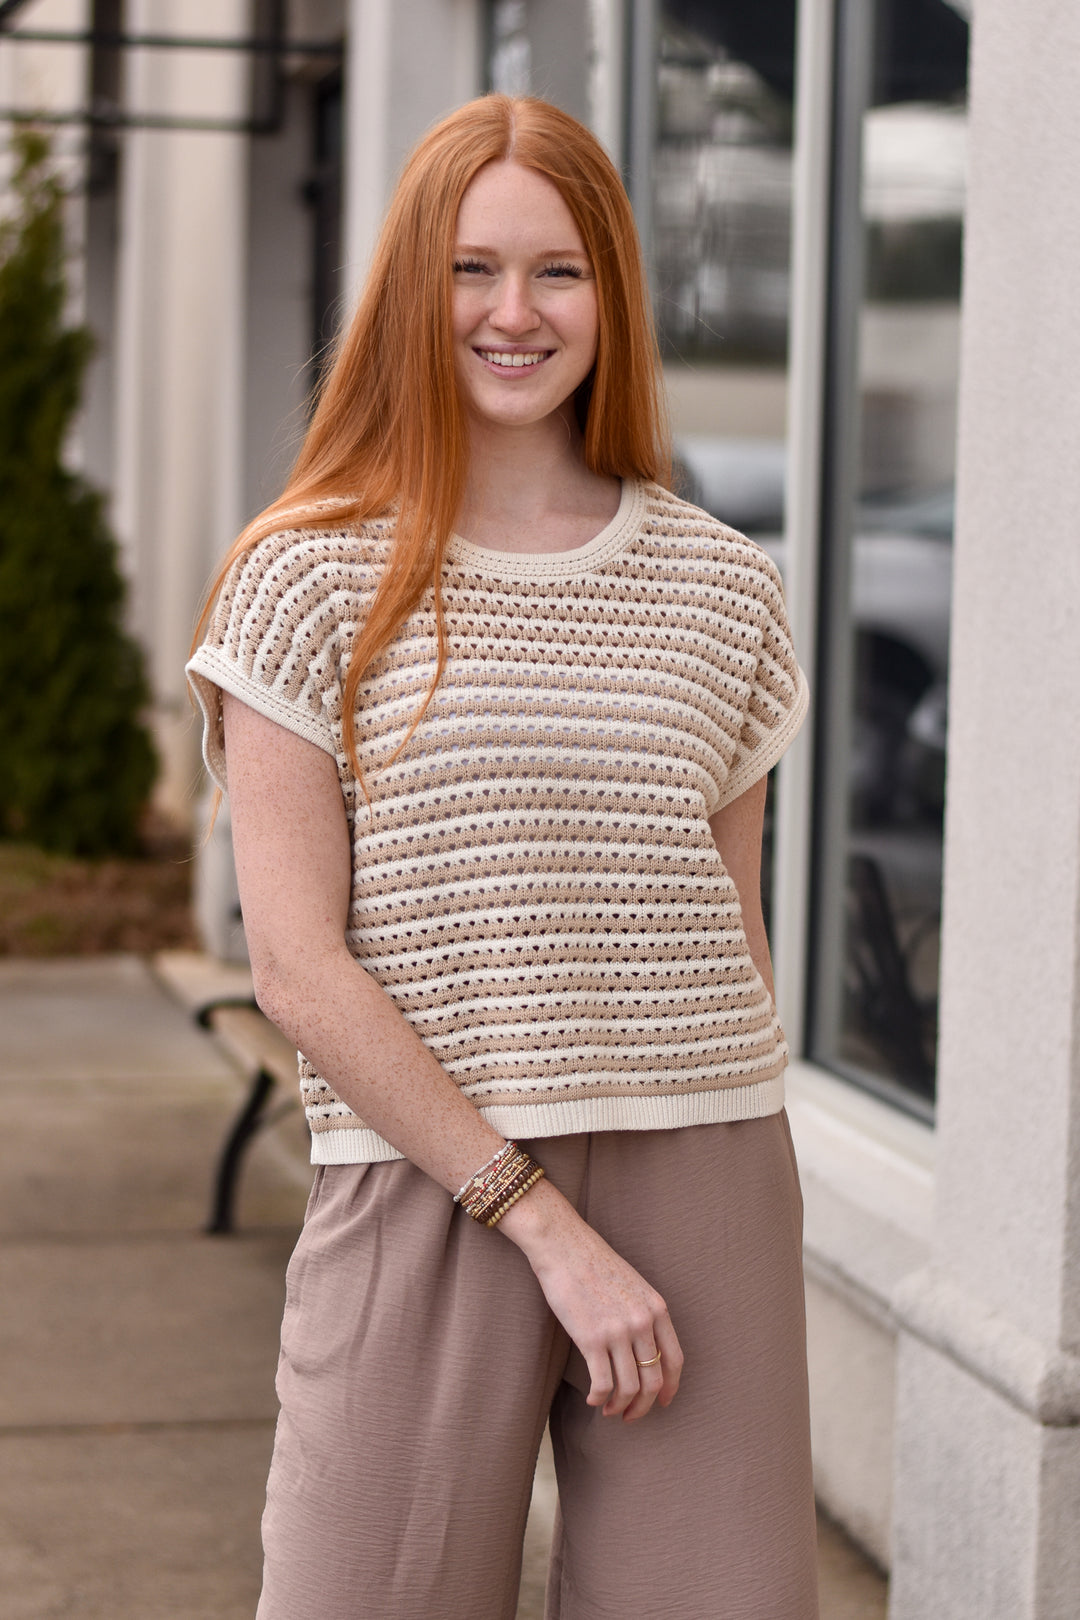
top-left (453, 243), bottom-right (589, 258)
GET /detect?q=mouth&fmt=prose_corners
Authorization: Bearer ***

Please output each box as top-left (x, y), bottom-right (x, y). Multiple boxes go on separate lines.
top-left (474, 348), bottom-right (552, 372)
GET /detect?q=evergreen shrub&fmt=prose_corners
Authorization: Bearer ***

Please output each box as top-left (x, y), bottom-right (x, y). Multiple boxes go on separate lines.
top-left (0, 130), bottom-right (156, 855)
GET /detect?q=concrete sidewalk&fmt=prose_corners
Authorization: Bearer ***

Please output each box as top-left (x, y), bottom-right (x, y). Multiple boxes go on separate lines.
top-left (0, 953), bottom-right (888, 1618)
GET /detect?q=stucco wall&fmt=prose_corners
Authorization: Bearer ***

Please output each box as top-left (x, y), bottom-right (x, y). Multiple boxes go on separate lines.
top-left (889, 1), bottom-right (1080, 1611)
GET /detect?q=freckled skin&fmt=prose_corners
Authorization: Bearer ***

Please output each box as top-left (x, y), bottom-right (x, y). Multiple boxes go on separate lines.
top-left (451, 162), bottom-right (622, 556)
top-left (452, 161), bottom-right (600, 439)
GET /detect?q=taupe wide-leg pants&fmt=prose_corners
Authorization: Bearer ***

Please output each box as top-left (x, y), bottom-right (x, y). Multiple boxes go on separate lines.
top-left (257, 1114), bottom-right (819, 1620)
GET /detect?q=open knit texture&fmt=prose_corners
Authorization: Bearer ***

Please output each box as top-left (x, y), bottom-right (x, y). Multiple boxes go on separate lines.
top-left (187, 480), bottom-right (809, 1163)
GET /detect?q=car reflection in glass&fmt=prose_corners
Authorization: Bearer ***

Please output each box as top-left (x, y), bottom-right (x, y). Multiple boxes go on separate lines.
top-left (674, 434), bottom-right (952, 830)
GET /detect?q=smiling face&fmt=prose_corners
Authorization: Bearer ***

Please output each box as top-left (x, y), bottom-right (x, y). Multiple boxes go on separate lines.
top-left (451, 161), bottom-right (600, 438)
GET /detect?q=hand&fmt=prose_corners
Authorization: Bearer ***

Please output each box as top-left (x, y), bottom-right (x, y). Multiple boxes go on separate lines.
top-left (499, 1179), bottom-right (683, 1421)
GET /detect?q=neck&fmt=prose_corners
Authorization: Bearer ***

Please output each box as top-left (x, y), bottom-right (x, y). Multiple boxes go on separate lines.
top-left (460, 405), bottom-right (587, 529)
top-left (456, 409), bottom-right (622, 554)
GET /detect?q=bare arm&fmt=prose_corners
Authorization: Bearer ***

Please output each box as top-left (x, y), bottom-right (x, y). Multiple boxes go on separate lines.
top-left (708, 773), bottom-right (774, 998)
top-left (222, 692), bottom-right (682, 1420)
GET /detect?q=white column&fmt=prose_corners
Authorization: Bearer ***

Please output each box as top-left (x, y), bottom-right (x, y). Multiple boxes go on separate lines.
top-left (587, 0), bottom-right (626, 161)
top-left (112, 0), bottom-right (249, 825)
top-left (888, 4), bottom-right (1080, 1615)
top-left (342, 0), bottom-right (482, 303)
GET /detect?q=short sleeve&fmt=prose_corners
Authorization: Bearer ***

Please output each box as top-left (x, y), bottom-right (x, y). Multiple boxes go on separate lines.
top-left (186, 528), bottom-right (355, 792)
top-left (714, 550), bottom-right (810, 809)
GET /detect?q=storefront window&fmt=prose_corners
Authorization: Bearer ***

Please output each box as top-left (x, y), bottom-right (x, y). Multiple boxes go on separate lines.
top-left (647, 5), bottom-right (796, 944)
top-left (806, 0), bottom-right (968, 1115)
top-left (651, 2), bottom-right (967, 1116)
top-left (653, 6), bottom-right (794, 529)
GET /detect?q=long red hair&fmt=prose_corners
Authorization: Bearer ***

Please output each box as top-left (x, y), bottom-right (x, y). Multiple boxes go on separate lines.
top-left (195, 94), bottom-right (670, 776)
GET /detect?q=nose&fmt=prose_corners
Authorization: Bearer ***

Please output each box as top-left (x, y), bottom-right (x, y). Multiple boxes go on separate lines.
top-left (490, 272), bottom-right (541, 337)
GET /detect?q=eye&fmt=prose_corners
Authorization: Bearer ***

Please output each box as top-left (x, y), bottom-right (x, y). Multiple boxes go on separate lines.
top-left (541, 261), bottom-right (585, 279)
top-left (453, 257), bottom-right (490, 275)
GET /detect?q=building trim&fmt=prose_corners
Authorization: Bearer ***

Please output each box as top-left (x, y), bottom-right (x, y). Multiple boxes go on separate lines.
top-left (894, 1270), bottom-right (1080, 1429)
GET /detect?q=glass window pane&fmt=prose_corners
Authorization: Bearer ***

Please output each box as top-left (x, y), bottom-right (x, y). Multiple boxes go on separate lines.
top-left (809, 1), bottom-right (969, 1114)
top-left (654, 8), bottom-right (794, 539)
top-left (650, 8), bottom-right (797, 936)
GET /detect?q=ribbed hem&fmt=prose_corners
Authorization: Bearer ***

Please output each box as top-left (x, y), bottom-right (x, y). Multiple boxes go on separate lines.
top-left (308, 1075), bottom-right (786, 1164)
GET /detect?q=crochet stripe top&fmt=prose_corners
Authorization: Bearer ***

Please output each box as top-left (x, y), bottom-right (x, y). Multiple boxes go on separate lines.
top-left (187, 480), bottom-right (809, 1163)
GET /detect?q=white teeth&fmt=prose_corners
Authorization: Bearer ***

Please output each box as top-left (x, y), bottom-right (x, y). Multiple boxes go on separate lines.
top-left (479, 350), bottom-right (546, 368)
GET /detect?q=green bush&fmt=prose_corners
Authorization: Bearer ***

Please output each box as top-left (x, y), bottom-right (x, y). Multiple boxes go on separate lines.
top-left (0, 130), bottom-right (155, 855)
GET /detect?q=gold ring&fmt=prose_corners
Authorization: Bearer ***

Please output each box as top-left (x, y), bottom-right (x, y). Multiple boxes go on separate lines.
top-left (635, 1350), bottom-right (662, 1368)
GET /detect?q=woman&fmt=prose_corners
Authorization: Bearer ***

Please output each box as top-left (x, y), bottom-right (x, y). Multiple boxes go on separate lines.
top-left (188, 94), bottom-right (817, 1620)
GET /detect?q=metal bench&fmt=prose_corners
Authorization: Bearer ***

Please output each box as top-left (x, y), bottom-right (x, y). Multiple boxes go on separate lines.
top-left (194, 996), bottom-right (303, 1234)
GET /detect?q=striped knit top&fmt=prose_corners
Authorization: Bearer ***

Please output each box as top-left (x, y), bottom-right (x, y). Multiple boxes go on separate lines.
top-left (187, 479), bottom-right (809, 1163)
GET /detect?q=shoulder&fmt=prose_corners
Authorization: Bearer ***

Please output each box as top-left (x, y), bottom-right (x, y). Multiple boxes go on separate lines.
top-left (211, 515), bottom-right (392, 639)
top-left (222, 514), bottom-right (391, 605)
top-left (634, 481), bottom-right (787, 605)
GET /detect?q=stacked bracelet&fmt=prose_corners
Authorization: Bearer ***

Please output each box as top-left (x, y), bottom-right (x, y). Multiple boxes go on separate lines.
top-left (453, 1141), bottom-right (545, 1228)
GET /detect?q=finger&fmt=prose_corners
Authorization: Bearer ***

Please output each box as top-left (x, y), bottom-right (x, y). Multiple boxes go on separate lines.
top-left (654, 1313), bottom-right (684, 1407)
top-left (583, 1347), bottom-right (615, 1410)
top-left (632, 1340), bottom-right (662, 1372)
top-left (621, 1343), bottom-right (665, 1422)
top-left (603, 1341), bottom-right (642, 1418)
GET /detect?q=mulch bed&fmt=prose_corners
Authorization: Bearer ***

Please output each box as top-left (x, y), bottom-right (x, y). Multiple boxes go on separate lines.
top-left (0, 838), bottom-right (198, 956)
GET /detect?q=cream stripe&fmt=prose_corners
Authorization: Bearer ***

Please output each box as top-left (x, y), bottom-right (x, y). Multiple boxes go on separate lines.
top-left (417, 1007), bottom-right (776, 1049)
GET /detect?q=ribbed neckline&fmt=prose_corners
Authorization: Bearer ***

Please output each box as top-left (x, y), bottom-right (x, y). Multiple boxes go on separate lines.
top-left (446, 478), bottom-right (646, 581)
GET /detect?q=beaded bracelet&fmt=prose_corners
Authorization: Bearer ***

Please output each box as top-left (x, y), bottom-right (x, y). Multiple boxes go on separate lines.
top-left (478, 1159), bottom-right (545, 1227)
top-left (454, 1140), bottom-right (545, 1228)
top-left (453, 1140), bottom-right (516, 1206)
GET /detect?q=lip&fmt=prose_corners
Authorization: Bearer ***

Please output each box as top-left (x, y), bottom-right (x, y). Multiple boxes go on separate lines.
top-left (473, 346), bottom-right (554, 377)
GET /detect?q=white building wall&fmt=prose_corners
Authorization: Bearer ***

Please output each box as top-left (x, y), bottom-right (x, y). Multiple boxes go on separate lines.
top-left (343, 0), bottom-right (481, 296)
top-left (785, 1056), bottom-right (933, 1567)
top-left (888, 0), bottom-right (1080, 1612)
top-left (112, 0), bottom-right (252, 822)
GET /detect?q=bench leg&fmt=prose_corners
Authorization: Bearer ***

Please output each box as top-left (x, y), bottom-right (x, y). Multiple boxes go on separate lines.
top-left (205, 1067), bottom-right (277, 1235)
